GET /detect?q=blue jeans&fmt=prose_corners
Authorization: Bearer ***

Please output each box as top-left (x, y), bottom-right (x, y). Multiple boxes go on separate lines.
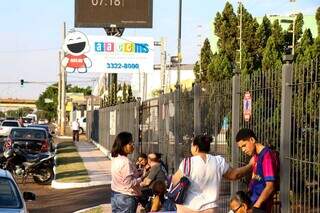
top-left (111, 191), bottom-right (138, 213)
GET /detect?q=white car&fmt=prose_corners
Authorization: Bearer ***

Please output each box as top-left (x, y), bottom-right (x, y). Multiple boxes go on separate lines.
top-left (0, 169), bottom-right (36, 213)
top-left (79, 117), bottom-right (87, 135)
top-left (0, 120), bottom-right (21, 137)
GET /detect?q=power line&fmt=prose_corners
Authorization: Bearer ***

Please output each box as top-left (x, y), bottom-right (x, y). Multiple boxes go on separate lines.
top-left (0, 80), bottom-right (97, 85)
top-left (0, 48), bottom-right (59, 54)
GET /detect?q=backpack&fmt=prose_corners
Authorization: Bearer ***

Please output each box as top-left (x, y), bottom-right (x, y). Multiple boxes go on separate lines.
top-left (167, 157), bottom-right (191, 204)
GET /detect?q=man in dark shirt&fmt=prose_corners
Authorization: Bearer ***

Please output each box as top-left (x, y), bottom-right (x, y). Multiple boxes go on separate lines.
top-left (140, 153), bottom-right (167, 188)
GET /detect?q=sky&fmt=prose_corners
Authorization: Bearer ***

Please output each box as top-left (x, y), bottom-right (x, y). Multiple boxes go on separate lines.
top-left (0, 0), bottom-right (319, 99)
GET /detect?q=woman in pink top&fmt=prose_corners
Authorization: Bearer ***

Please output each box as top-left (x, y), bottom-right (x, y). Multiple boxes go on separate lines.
top-left (111, 132), bottom-right (142, 213)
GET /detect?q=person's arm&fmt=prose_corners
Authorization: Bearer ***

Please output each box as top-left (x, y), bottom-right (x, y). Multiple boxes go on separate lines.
top-left (253, 182), bottom-right (275, 208)
top-left (171, 169), bottom-right (183, 186)
top-left (223, 159), bottom-right (253, 180)
top-left (140, 165), bottom-right (158, 187)
top-left (122, 161), bottom-right (142, 187)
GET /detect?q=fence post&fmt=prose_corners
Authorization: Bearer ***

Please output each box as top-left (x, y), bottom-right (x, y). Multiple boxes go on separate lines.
top-left (194, 83), bottom-right (201, 136)
top-left (174, 87), bottom-right (181, 171)
top-left (280, 55), bottom-right (293, 213)
top-left (231, 70), bottom-right (240, 195)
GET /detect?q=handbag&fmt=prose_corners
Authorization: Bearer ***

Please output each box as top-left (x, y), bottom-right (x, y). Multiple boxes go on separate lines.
top-left (167, 157), bottom-right (191, 204)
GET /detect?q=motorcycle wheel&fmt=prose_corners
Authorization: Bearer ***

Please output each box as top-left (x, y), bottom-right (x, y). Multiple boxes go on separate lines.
top-left (33, 167), bottom-right (54, 185)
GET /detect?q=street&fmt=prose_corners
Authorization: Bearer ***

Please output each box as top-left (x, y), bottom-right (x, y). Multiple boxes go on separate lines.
top-left (19, 179), bottom-right (110, 213)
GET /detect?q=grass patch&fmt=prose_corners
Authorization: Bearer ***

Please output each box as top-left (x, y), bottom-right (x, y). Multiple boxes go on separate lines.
top-left (55, 141), bottom-right (90, 183)
top-left (82, 206), bottom-right (104, 213)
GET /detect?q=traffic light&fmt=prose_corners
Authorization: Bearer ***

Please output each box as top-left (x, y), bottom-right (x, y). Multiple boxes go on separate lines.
top-left (20, 79), bottom-right (24, 87)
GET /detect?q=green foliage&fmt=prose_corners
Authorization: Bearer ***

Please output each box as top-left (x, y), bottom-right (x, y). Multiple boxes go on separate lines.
top-left (316, 7), bottom-right (320, 36)
top-left (200, 39), bottom-right (213, 82)
top-left (208, 53), bottom-right (233, 81)
top-left (67, 85), bottom-right (92, 96)
top-left (256, 16), bottom-right (272, 67)
top-left (296, 29), bottom-right (314, 63)
top-left (193, 61), bottom-right (200, 82)
top-left (214, 2), bottom-right (238, 62)
top-left (262, 36), bottom-right (282, 72)
top-left (0, 111), bottom-right (5, 118)
top-left (6, 107), bottom-right (34, 118)
top-left (36, 84), bottom-right (58, 121)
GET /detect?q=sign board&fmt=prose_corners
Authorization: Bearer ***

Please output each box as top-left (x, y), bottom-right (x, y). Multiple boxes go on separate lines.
top-left (44, 98), bottom-right (53, 103)
top-left (87, 36), bottom-right (154, 73)
top-left (243, 92), bottom-right (252, 122)
top-left (66, 102), bottom-right (73, 112)
top-left (110, 110), bottom-right (116, 135)
top-left (75, 0), bottom-right (153, 28)
top-left (66, 93), bottom-right (85, 102)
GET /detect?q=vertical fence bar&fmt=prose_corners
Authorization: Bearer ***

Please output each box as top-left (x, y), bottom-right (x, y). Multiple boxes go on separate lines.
top-left (174, 87), bottom-right (180, 170)
top-left (280, 55), bottom-right (293, 213)
top-left (231, 71), bottom-right (240, 194)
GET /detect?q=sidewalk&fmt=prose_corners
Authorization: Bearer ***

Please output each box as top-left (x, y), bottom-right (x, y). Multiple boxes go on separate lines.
top-left (52, 139), bottom-right (111, 189)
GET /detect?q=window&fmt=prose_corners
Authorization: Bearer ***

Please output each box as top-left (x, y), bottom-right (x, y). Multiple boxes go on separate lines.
top-left (11, 129), bottom-right (46, 140)
top-left (0, 178), bottom-right (22, 208)
top-left (2, 122), bottom-right (19, 127)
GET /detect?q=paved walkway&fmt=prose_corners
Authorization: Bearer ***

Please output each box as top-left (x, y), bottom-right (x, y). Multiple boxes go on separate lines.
top-left (75, 141), bottom-right (111, 185)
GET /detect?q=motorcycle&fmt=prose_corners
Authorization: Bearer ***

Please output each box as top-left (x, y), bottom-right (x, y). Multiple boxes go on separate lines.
top-left (2, 145), bottom-right (55, 185)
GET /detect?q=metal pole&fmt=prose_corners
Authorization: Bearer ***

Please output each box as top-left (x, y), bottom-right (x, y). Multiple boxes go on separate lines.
top-left (238, 1), bottom-right (243, 71)
top-left (231, 69), bottom-right (240, 195)
top-left (280, 55), bottom-right (293, 212)
top-left (160, 37), bottom-right (166, 93)
top-left (292, 16), bottom-right (296, 56)
top-left (176, 0), bottom-right (182, 86)
top-left (60, 22), bottom-right (66, 135)
top-left (57, 51), bottom-right (61, 127)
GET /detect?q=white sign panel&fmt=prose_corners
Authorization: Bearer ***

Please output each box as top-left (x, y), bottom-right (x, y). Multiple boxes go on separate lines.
top-left (87, 36), bottom-right (154, 73)
top-left (110, 110), bottom-right (116, 135)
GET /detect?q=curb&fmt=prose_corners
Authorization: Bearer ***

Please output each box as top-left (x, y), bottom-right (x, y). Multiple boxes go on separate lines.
top-left (91, 140), bottom-right (112, 159)
top-left (73, 204), bottom-right (111, 213)
top-left (51, 140), bottom-right (111, 190)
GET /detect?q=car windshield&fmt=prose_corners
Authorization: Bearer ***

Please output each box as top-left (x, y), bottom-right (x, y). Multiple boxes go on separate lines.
top-left (11, 129), bottom-right (46, 140)
top-left (0, 177), bottom-right (22, 209)
top-left (22, 118), bottom-right (32, 123)
top-left (1, 122), bottom-right (19, 127)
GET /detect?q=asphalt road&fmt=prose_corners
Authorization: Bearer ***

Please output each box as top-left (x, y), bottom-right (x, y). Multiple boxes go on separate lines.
top-left (19, 180), bottom-right (110, 213)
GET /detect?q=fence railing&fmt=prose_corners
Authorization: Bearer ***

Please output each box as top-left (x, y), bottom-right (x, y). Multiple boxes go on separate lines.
top-left (87, 56), bottom-right (320, 212)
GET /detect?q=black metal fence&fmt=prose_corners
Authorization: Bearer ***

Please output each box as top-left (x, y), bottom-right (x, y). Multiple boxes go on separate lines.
top-left (86, 56), bottom-right (320, 212)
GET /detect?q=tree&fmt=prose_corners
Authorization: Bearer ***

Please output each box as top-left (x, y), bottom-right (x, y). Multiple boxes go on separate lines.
top-left (193, 61), bottom-right (200, 82)
top-left (256, 16), bottom-right (272, 68)
top-left (67, 85), bottom-right (92, 96)
top-left (199, 38), bottom-right (213, 83)
top-left (237, 4), bottom-right (260, 73)
top-left (271, 20), bottom-right (285, 53)
top-left (0, 111), bottom-right (5, 118)
top-left (296, 29), bottom-right (314, 63)
top-left (262, 36), bottom-right (282, 72)
top-left (316, 7), bottom-right (320, 36)
top-left (127, 85), bottom-right (134, 102)
top-left (208, 53), bottom-right (233, 81)
top-left (36, 84), bottom-right (58, 121)
top-left (214, 2), bottom-right (238, 62)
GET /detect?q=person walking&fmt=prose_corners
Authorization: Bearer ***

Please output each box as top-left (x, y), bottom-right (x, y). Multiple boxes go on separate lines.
top-left (72, 119), bottom-right (80, 142)
top-left (235, 128), bottom-right (279, 213)
top-left (171, 134), bottom-right (254, 213)
top-left (111, 132), bottom-right (142, 213)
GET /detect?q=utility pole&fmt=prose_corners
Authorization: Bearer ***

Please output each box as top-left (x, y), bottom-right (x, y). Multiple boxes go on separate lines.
top-left (160, 37), bottom-right (166, 93)
top-left (57, 51), bottom-right (62, 127)
top-left (60, 22), bottom-right (66, 135)
top-left (197, 25), bottom-right (202, 80)
top-left (237, 1), bottom-right (243, 71)
top-left (176, 0), bottom-right (182, 87)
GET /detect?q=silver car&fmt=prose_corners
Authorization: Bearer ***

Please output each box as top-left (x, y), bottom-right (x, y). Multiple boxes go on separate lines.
top-left (0, 169), bottom-right (35, 213)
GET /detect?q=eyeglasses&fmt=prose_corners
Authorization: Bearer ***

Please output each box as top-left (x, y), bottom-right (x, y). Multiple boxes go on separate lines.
top-left (228, 204), bottom-right (242, 213)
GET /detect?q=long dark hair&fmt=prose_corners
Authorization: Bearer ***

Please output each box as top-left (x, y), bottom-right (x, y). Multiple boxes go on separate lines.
top-left (193, 134), bottom-right (212, 153)
top-left (111, 132), bottom-right (133, 157)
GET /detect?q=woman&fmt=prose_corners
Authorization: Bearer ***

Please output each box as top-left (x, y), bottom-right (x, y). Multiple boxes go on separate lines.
top-left (229, 191), bottom-right (252, 213)
top-left (111, 132), bottom-right (142, 213)
top-left (171, 134), bottom-right (251, 213)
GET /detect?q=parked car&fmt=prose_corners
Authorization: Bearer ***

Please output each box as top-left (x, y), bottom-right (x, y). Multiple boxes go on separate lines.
top-left (79, 117), bottom-right (87, 135)
top-left (27, 124), bottom-right (55, 151)
top-left (0, 120), bottom-right (21, 137)
top-left (0, 169), bottom-right (36, 213)
top-left (5, 128), bottom-right (50, 154)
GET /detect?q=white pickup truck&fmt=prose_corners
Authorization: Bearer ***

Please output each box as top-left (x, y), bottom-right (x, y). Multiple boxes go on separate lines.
top-left (0, 120), bottom-right (22, 136)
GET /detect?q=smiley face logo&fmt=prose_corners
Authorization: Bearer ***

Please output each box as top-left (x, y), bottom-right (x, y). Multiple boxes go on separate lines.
top-left (62, 30), bottom-right (92, 73)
